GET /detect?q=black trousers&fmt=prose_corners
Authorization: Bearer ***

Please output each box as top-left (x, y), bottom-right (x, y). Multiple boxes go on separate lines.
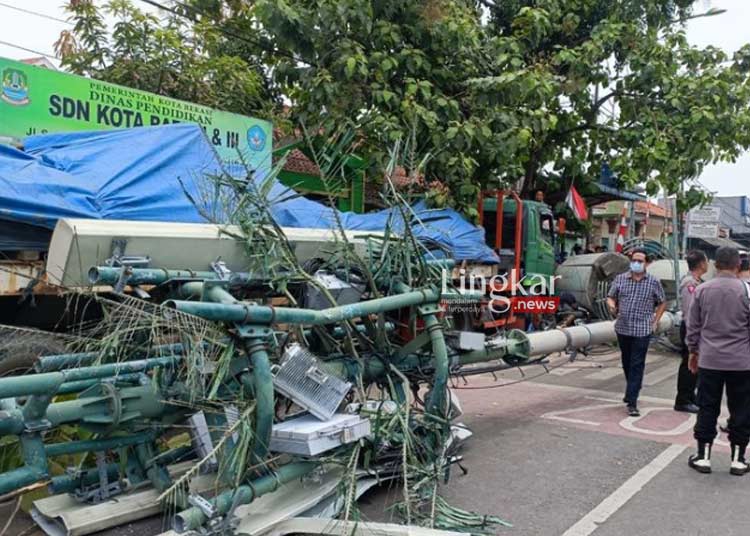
top-left (694, 368), bottom-right (750, 447)
top-left (617, 333), bottom-right (650, 405)
top-left (675, 321), bottom-right (697, 406)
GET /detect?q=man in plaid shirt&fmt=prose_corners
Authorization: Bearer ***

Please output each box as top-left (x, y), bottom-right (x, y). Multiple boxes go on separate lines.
top-left (607, 248), bottom-right (667, 416)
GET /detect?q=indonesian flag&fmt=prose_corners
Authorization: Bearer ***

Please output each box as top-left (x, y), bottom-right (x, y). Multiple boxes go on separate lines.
top-left (565, 185), bottom-right (589, 220)
top-left (615, 202), bottom-right (629, 253)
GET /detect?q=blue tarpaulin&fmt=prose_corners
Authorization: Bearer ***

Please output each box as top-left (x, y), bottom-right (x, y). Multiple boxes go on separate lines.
top-left (0, 124), bottom-right (497, 263)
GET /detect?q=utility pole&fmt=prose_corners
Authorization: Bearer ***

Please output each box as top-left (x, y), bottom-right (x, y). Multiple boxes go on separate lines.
top-left (671, 189), bottom-right (682, 310)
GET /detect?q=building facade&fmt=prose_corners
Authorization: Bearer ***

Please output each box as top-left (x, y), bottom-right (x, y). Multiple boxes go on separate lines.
top-left (590, 200), bottom-right (672, 251)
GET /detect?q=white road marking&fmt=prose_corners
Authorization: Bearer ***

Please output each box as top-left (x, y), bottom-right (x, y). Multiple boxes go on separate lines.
top-left (619, 408), bottom-right (695, 436)
top-left (642, 364), bottom-right (677, 386)
top-left (524, 381), bottom-right (676, 405)
top-left (583, 367), bottom-right (622, 380)
top-left (541, 401), bottom-right (623, 426)
top-left (560, 443), bottom-right (686, 536)
top-left (548, 367), bottom-right (579, 376)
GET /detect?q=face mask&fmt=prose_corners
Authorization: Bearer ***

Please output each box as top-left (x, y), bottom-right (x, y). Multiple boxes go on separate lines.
top-left (630, 261), bottom-right (645, 273)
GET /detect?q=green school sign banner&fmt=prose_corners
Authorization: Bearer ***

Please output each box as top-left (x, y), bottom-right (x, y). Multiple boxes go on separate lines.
top-left (0, 57), bottom-right (271, 172)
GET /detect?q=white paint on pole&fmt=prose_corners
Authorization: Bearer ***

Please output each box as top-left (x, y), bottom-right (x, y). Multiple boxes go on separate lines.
top-left (560, 443), bottom-right (685, 536)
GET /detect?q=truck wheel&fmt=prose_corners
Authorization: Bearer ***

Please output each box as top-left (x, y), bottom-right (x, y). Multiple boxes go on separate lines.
top-left (0, 337), bottom-right (68, 377)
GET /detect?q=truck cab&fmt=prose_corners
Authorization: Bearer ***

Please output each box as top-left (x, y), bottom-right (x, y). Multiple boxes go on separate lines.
top-left (479, 192), bottom-right (557, 282)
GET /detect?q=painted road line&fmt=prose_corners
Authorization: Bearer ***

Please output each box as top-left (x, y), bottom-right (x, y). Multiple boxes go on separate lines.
top-left (526, 382), bottom-right (676, 406)
top-left (549, 366), bottom-right (579, 376)
top-left (560, 443), bottom-right (686, 536)
top-left (642, 363), bottom-right (678, 386)
top-left (583, 367), bottom-right (622, 380)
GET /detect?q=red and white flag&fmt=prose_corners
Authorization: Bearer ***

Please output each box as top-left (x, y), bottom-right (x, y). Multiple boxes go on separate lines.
top-left (615, 202), bottom-right (629, 253)
top-left (565, 185), bottom-right (588, 220)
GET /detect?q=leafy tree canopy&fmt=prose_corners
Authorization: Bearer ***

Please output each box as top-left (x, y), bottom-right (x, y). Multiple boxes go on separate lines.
top-left (56, 0), bottom-right (276, 118)
top-left (59, 0), bottom-right (750, 217)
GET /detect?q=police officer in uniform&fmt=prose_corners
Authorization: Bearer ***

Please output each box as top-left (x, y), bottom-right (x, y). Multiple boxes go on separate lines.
top-left (674, 250), bottom-right (708, 413)
top-left (687, 246), bottom-right (750, 475)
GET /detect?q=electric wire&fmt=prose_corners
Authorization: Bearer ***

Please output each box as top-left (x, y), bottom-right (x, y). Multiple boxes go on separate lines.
top-left (0, 39), bottom-right (58, 61)
top-left (0, 2), bottom-right (72, 25)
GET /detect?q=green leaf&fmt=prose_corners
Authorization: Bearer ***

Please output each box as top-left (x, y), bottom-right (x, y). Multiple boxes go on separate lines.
top-left (345, 57), bottom-right (356, 78)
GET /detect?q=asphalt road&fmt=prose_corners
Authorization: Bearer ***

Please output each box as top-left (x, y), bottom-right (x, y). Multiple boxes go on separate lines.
top-left (360, 342), bottom-right (747, 536)
top-left (4, 341), bottom-right (747, 536)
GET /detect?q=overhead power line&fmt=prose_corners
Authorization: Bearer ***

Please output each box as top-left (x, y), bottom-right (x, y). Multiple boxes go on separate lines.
top-left (0, 1), bottom-right (72, 25)
top-left (0, 39), bottom-right (58, 61)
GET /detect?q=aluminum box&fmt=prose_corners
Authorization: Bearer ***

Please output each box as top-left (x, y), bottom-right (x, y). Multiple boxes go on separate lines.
top-left (269, 413), bottom-right (371, 456)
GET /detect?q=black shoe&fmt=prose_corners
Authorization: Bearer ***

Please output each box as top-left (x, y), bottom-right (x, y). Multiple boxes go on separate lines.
top-left (674, 403), bottom-right (699, 414)
top-left (623, 397), bottom-right (628, 404)
top-left (627, 405), bottom-right (640, 417)
top-left (689, 442), bottom-right (712, 474)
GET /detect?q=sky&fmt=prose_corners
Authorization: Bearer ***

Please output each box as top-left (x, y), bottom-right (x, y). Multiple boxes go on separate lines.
top-left (0, 0), bottom-right (749, 197)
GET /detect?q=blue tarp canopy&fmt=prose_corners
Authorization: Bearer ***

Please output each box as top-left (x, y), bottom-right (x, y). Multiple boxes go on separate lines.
top-left (0, 124), bottom-right (497, 263)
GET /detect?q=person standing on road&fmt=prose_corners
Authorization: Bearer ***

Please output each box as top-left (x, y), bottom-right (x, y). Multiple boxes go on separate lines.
top-left (687, 246), bottom-right (750, 476)
top-left (607, 248), bottom-right (667, 417)
top-left (674, 250), bottom-right (708, 414)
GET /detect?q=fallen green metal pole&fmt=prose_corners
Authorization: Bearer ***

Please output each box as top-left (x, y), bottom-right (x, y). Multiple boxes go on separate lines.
top-left (0, 384), bottom-right (174, 436)
top-left (45, 432), bottom-right (156, 457)
top-left (166, 287), bottom-right (442, 325)
top-left (243, 342), bottom-right (273, 465)
top-left (177, 282), bottom-right (238, 304)
top-left (57, 373), bottom-right (143, 395)
top-left (423, 313), bottom-right (449, 416)
top-left (0, 356), bottom-right (180, 399)
top-left (48, 463), bottom-right (120, 495)
top-left (36, 344), bottom-right (185, 372)
top-left (90, 267), bottom-right (231, 286)
top-left (0, 466), bottom-right (47, 496)
top-left (173, 462), bottom-right (316, 532)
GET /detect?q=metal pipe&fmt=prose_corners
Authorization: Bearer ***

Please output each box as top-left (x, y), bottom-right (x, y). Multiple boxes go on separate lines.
top-left (423, 314), bottom-right (448, 416)
top-left (35, 352), bottom-right (99, 372)
top-left (45, 432), bottom-right (156, 457)
top-left (57, 373), bottom-right (143, 395)
top-left (0, 356), bottom-right (180, 399)
top-left (89, 267), bottom-right (241, 286)
top-left (671, 193), bottom-right (682, 308)
top-left (36, 344), bottom-right (184, 372)
top-left (166, 288), bottom-right (443, 325)
top-left (0, 466), bottom-right (46, 496)
top-left (523, 312), bottom-right (680, 357)
top-left (0, 384), bottom-right (175, 436)
top-left (243, 342), bottom-right (273, 465)
top-left (177, 282), bottom-right (238, 304)
top-left (173, 462), bottom-right (316, 532)
top-left (48, 463), bottom-right (120, 495)
top-left (495, 190), bottom-right (504, 250)
top-left (510, 191), bottom-right (523, 275)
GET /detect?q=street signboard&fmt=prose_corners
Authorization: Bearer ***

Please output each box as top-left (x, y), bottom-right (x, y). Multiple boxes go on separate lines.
top-left (687, 221), bottom-right (719, 239)
top-left (0, 57), bottom-right (271, 175)
top-left (688, 206), bottom-right (722, 223)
